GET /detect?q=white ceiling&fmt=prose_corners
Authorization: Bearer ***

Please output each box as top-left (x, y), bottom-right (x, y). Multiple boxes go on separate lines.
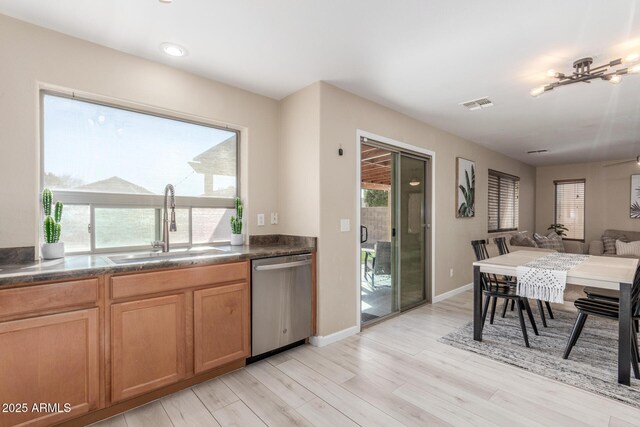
top-left (1, 0), bottom-right (640, 166)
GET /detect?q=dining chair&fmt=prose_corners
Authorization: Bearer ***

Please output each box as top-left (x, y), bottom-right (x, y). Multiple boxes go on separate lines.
top-left (471, 240), bottom-right (539, 347)
top-left (583, 286), bottom-right (620, 302)
top-left (494, 236), bottom-right (555, 327)
top-left (582, 287), bottom-right (639, 331)
top-left (562, 264), bottom-right (640, 380)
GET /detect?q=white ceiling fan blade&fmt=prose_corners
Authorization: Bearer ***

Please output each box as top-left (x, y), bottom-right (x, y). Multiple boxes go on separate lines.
top-left (603, 156), bottom-right (640, 167)
top-left (603, 159), bottom-right (634, 167)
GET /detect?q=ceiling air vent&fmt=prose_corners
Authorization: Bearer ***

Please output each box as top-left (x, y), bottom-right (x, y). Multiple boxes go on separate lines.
top-left (527, 149), bottom-right (548, 154)
top-left (459, 97), bottom-right (494, 111)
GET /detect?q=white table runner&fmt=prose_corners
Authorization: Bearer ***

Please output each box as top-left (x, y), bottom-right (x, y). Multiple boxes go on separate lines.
top-left (516, 253), bottom-right (590, 303)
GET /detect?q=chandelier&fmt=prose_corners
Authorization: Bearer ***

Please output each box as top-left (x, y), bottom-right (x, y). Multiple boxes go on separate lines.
top-left (530, 53), bottom-right (640, 96)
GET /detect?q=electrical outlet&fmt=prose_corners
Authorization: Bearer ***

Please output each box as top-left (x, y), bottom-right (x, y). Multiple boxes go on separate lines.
top-left (257, 214), bottom-right (265, 226)
top-left (340, 219), bottom-right (350, 232)
top-left (271, 212), bottom-right (278, 225)
top-left (449, 268), bottom-right (454, 278)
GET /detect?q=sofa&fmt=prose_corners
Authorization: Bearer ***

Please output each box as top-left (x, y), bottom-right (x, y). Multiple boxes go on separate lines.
top-left (588, 229), bottom-right (640, 258)
top-left (491, 231), bottom-right (589, 255)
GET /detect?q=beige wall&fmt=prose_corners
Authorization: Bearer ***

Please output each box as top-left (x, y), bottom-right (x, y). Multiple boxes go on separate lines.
top-left (536, 161), bottom-right (640, 244)
top-left (2, 14), bottom-right (538, 339)
top-left (316, 82), bottom-right (536, 336)
top-left (278, 83), bottom-right (321, 237)
top-left (0, 14), bottom-right (280, 250)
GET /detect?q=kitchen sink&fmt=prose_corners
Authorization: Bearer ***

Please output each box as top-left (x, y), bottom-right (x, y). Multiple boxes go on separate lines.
top-left (107, 247), bottom-right (231, 265)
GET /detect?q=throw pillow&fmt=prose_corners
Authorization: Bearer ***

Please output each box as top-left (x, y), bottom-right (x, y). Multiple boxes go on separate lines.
top-left (510, 232), bottom-right (537, 248)
top-left (533, 232), bottom-right (565, 252)
top-left (615, 240), bottom-right (640, 257)
top-left (602, 235), bottom-right (628, 255)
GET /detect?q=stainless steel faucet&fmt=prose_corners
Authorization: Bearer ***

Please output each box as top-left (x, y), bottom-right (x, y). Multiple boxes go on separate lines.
top-left (152, 184), bottom-right (177, 252)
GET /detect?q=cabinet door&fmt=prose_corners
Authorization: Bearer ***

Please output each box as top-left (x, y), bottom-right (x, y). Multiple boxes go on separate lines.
top-left (111, 294), bottom-right (186, 402)
top-left (194, 282), bottom-right (250, 373)
top-left (0, 309), bottom-right (99, 427)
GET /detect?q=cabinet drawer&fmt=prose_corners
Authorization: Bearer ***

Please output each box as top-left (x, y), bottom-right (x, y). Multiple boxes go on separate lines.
top-left (0, 278), bottom-right (99, 319)
top-left (111, 261), bottom-right (249, 300)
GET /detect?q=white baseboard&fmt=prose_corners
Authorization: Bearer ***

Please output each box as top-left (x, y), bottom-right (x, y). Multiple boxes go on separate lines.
top-left (309, 325), bottom-right (360, 347)
top-left (432, 282), bottom-right (473, 303)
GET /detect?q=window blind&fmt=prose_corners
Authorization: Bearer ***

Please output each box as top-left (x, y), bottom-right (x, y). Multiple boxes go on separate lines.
top-left (488, 170), bottom-right (519, 232)
top-left (554, 180), bottom-right (585, 241)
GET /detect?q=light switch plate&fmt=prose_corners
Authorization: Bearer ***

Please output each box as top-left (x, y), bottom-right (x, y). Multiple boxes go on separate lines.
top-left (340, 219), bottom-right (350, 232)
top-left (271, 212), bottom-right (278, 225)
top-left (257, 214), bottom-right (265, 226)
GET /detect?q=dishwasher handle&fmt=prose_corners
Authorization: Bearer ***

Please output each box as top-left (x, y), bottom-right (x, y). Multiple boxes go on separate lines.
top-left (253, 259), bottom-right (312, 271)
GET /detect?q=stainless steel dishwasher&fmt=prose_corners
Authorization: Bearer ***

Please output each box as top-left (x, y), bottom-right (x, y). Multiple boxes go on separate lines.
top-left (251, 253), bottom-right (312, 358)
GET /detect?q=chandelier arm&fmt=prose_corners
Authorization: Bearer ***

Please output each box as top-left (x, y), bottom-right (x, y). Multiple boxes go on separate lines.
top-left (589, 63), bottom-right (612, 72)
top-left (555, 74), bottom-right (601, 86)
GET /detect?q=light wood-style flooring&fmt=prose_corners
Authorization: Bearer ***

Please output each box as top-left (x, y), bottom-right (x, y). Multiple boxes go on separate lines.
top-left (93, 290), bottom-right (640, 427)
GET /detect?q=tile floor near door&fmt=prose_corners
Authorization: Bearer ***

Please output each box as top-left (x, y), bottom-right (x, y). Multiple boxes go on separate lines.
top-left (94, 291), bottom-right (640, 427)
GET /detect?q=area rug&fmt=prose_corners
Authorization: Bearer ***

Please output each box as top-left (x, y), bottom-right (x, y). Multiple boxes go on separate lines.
top-left (439, 308), bottom-right (640, 408)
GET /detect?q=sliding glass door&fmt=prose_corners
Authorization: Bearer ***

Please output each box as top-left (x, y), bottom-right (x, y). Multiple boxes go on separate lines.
top-left (360, 138), bottom-right (430, 325)
top-left (399, 154), bottom-right (428, 310)
top-left (360, 143), bottom-right (397, 322)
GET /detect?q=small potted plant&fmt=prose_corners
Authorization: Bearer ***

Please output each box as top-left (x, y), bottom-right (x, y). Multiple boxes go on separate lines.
top-left (230, 197), bottom-right (244, 246)
top-left (41, 188), bottom-right (65, 259)
top-left (547, 223), bottom-right (569, 237)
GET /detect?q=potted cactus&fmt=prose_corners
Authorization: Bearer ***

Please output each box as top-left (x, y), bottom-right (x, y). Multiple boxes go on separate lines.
top-left (41, 188), bottom-right (65, 259)
top-left (230, 197), bottom-right (244, 246)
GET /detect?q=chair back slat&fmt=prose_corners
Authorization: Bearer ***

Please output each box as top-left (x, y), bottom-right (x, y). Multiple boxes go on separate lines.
top-left (632, 263), bottom-right (640, 317)
top-left (471, 240), bottom-right (489, 261)
top-left (494, 237), bottom-right (510, 256)
top-left (471, 240), bottom-right (499, 292)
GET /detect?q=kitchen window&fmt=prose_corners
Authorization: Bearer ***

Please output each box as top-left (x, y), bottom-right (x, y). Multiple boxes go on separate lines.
top-left (554, 179), bottom-right (585, 241)
top-left (488, 169), bottom-right (519, 232)
top-left (41, 92), bottom-right (239, 253)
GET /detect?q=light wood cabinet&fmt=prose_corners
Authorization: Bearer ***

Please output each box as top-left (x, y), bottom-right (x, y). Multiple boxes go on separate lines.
top-left (0, 308), bottom-right (99, 427)
top-left (194, 282), bottom-right (250, 373)
top-left (111, 294), bottom-right (186, 402)
top-left (0, 259), bottom-right (270, 426)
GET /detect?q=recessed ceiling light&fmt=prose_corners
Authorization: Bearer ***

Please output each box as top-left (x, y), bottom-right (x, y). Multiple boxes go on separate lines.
top-left (159, 0), bottom-right (172, 3)
top-left (160, 42), bottom-right (187, 57)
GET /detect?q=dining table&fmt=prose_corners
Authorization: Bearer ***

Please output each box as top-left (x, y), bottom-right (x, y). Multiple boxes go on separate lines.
top-left (472, 250), bottom-right (639, 385)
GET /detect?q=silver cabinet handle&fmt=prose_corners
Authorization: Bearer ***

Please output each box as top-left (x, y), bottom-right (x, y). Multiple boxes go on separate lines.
top-left (254, 260), bottom-right (312, 271)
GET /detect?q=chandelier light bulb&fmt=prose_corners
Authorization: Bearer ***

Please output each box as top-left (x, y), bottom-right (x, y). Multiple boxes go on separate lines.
top-left (546, 69), bottom-right (558, 78)
top-left (630, 64), bottom-right (640, 74)
top-left (608, 75), bottom-right (622, 84)
top-left (625, 53), bottom-right (640, 63)
top-left (530, 86), bottom-right (545, 97)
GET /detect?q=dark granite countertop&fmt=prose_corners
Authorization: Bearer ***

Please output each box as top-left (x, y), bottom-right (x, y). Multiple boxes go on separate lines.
top-left (0, 235), bottom-right (316, 287)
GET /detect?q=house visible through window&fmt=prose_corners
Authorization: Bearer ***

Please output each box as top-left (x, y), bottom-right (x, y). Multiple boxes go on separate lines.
top-left (554, 179), bottom-right (585, 241)
top-left (488, 169), bottom-right (519, 232)
top-left (42, 92), bottom-right (239, 253)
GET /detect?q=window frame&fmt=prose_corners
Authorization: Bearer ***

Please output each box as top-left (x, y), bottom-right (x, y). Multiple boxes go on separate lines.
top-left (553, 178), bottom-right (586, 242)
top-left (39, 89), bottom-right (241, 254)
top-left (488, 169), bottom-right (520, 233)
